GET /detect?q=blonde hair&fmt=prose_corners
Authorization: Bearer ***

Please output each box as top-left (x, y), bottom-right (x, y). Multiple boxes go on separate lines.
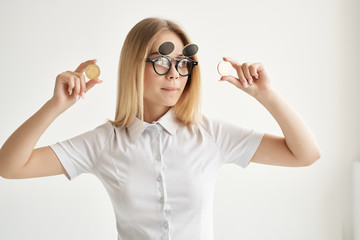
top-left (109, 17), bottom-right (201, 127)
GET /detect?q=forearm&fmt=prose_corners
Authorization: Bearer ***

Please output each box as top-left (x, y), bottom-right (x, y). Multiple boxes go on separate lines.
top-left (255, 89), bottom-right (321, 161)
top-left (0, 98), bottom-right (63, 176)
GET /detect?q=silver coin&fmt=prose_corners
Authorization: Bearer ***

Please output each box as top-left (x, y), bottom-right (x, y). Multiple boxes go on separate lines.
top-left (217, 61), bottom-right (232, 76)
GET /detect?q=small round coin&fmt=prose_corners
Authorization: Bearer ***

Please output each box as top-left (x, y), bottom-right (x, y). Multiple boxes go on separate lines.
top-left (217, 61), bottom-right (232, 76)
top-left (85, 64), bottom-right (100, 79)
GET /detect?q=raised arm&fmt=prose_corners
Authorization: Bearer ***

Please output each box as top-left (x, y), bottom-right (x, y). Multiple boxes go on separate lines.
top-left (0, 59), bottom-right (102, 179)
top-left (220, 57), bottom-right (321, 167)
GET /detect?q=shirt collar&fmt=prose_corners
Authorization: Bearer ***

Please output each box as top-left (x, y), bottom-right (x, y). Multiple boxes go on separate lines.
top-left (127, 108), bottom-right (180, 144)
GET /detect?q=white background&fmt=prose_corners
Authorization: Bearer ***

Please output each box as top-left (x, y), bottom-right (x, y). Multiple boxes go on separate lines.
top-left (0, 0), bottom-right (359, 239)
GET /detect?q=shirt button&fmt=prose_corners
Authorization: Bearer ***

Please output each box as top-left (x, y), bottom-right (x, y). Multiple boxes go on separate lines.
top-left (157, 176), bottom-right (162, 182)
top-left (156, 156), bottom-right (161, 161)
top-left (163, 221), bottom-right (169, 228)
top-left (165, 209), bottom-right (172, 218)
top-left (159, 197), bottom-right (164, 203)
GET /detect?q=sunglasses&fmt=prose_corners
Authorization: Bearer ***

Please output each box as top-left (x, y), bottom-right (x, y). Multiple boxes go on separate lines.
top-left (145, 55), bottom-right (198, 77)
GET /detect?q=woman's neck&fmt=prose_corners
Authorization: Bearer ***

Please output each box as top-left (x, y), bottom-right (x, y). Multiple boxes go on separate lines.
top-left (143, 105), bottom-right (171, 123)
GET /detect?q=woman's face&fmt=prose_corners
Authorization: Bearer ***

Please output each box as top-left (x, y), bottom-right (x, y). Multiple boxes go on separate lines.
top-left (144, 31), bottom-right (188, 112)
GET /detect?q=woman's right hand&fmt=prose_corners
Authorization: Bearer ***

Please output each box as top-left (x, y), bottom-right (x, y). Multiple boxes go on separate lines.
top-left (0, 59), bottom-right (103, 179)
top-left (51, 59), bottom-right (102, 111)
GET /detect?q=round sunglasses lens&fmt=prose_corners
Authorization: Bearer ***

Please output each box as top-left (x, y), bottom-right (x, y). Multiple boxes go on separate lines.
top-left (177, 59), bottom-right (191, 76)
top-left (154, 57), bottom-right (170, 75)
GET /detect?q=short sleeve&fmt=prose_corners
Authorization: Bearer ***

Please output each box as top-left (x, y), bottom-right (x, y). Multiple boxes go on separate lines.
top-left (49, 122), bottom-right (114, 180)
top-left (202, 116), bottom-right (264, 168)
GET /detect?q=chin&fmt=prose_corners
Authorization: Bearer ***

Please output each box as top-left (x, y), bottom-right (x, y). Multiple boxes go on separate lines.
top-left (164, 102), bottom-right (177, 107)
top-left (161, 97), bottom-right (180, 107)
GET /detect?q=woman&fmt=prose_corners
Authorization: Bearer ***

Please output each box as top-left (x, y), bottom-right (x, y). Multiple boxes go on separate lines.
top-left (0, 17), bottom-right (321, 240)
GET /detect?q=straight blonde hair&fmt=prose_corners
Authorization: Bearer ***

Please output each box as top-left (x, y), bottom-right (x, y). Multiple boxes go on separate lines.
top-left (110, 18), bottom-right (201, 127)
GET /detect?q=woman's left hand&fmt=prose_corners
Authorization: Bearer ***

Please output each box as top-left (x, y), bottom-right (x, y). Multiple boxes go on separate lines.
top-left (219, 57), bottom-right (272, 98)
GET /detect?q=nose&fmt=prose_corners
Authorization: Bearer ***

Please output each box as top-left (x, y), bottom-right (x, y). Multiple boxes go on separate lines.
top-left (166, 61), bottom-right (179, 80)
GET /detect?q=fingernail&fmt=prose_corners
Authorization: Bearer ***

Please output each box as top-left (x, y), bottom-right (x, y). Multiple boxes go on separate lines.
top-left (69, 90), bottom-right (72, 95)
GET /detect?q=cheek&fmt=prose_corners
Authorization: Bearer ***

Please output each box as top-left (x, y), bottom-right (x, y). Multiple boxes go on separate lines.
top-left (180, 77), bottom-right (189, 90)
top-left (144, 65), bottom-right (154, 80)
top-left (144, 66), bottom-right (157, 86)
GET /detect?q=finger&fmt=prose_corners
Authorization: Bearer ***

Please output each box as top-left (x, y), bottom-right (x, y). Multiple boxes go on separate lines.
top-left (249, 64), bottom-right (259, 79)
top-left (68, 77), bottom-right (75, 95)
top-left (72, 71), bottom-right (84, 81)
top-left (86, 78), bottom-right (103, 92)
top-left (74, 59), bottom-right (97, 74)
top-left (220, 75), bottom-right (244, 89)
top-left (249, 63), bottom-right (264, 78)
top-left (223, 57), bottom-right (248, 88)
top-left (80, 77), bottom-right (86, 97)
top-left (241, 63), bottom-right (254, 85)
top-left (72, 72), bottom-right (86, 96)
top-left (73, 77), bottom-right (81, 97)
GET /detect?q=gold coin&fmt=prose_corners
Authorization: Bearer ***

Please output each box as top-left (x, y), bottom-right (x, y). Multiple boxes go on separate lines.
top-left (85, 64), bottom-right (100, 79)
top-left (217, 61), bottom-right (232, 76)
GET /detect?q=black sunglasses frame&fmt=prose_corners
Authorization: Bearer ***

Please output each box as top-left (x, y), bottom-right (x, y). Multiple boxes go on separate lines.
top-left (145, 55), bottom-right (198, 77)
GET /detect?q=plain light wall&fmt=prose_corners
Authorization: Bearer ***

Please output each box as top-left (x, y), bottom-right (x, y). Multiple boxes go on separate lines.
top-left (339, 0), bottom-right (360, 239)
top-left (0, 0), bottom-right (356, 239)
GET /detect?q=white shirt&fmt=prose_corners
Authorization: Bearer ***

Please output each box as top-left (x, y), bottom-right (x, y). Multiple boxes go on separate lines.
top-left (49, 108), bottom-right (264, 240)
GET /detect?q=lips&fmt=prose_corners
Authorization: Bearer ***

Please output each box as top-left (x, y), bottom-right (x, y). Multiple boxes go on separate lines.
top-left (161, 87), bottom-right (178, 91)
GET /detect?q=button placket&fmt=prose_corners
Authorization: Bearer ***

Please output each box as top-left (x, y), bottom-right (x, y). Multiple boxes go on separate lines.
top-left (153, 125), bottom-right (164, 203)
top-left (163, 221), bottom-right (169, 228)
top-left (151, 124), bottom-right (173, 239)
